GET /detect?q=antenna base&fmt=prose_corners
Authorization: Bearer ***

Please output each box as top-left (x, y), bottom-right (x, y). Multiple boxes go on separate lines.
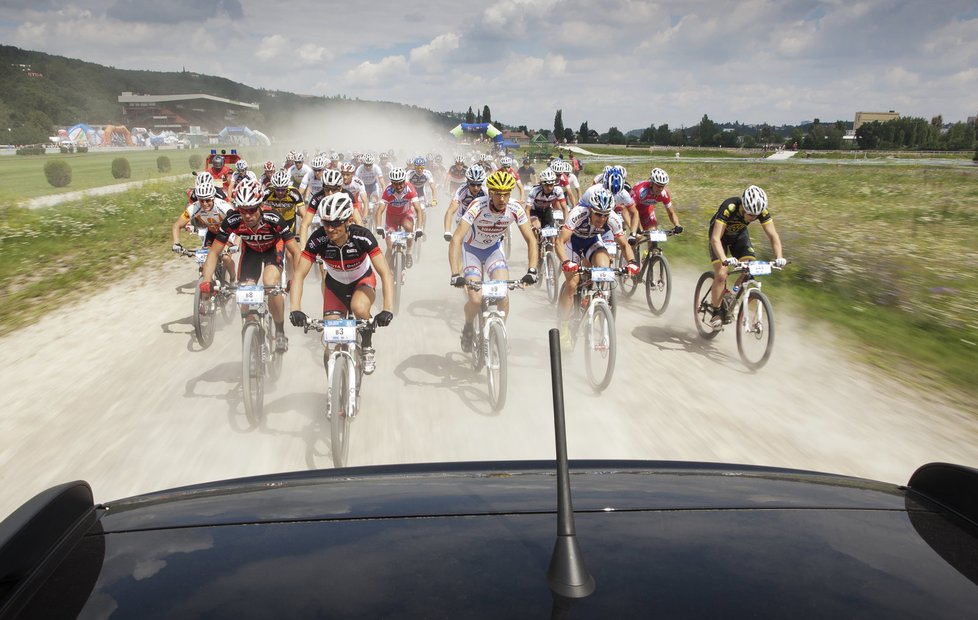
top-left (546, 535), bottom-right (595, 598)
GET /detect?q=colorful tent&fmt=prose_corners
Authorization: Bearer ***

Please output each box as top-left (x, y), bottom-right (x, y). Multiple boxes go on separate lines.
top-left (66, 123), bottom-right (97, 145)
top-left (449, 123), bottom-right (503, 142)
top-left (102, 125), bottom-right (134, 146)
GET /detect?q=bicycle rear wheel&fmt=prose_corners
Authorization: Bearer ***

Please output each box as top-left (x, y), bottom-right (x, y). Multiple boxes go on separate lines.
top-left (584, 302), bottom-right (616, 391)
top-left (544, 251), bottom-right (560, 305)
top-left (617, 250), bottom-right (639, 298)
top-left (693, 271), bottom-right (721, 339)
top-left (645, 254), bottom-right (672, 315)
top-left (329, 355), bottom-right (352, 468)
top-left (192, 279), bottom-right (215, 348)
top-left (486, 320), bottom-right (507, 411)
top-left (736, 289), bottom-right (775, 370)
top-left (241, 322), bottom-right (264, 425)
top-left (392, 251), bottom-right (404, 314)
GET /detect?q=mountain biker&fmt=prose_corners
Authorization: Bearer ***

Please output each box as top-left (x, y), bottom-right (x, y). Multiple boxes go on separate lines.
top-left (443, 165), bottom-right (488, 240)
top-left (230, 160), bottom-right (256, 196)
top-left (355, 154), bottom-right (385, 206)
top-left (555, 187), bottom-right (639, 346)
top-left (206, 154), bottom-right (234, 194)
top-left (289, 152), bottom-right (314, 201)
top-left (445, 155), bottom-right (468, 199)
top-left (302, 168), bottom-right (363, 247)
top-left (553, 159), bottom-right (581, 205)
top-left (525, 168), bottom-right (568, 233)
top-left (200, 178), bottom-right (301, 353)
top-left (375, 167), bottom-right (423, 269)
top-left (187, 171), bottom-right (227, 204)
top-left (707, 185), bottom-right (787, 326)
top-left (448, 170), bottom-right (539, 352)
top-left (497, 156), bottom-right (526, 203)
top-left (289, 193), bottom-right (395, 375)
top-left (407, 156), bottom-right (438, 229)
top-left (171, 178), bottom-right (236, 286)
top-left (517, 157), bottom-right (537, 187)
top-left (263, 169), bottom-right (306, 236)
top-left (259, 160), bottom-right (277, 189)
top-left (340, 162), bottom-right (370, 218)
top-left (629, 167), bottom-right (682, 238)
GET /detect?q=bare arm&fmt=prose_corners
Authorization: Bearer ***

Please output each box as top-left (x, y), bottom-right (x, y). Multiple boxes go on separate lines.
top-left (449, 219), bottom-right (473, 276)
top-left (517, 221), bottom-right (539, 269)
top-left (710, 221), bottom-right (728, 261)
top-left (369, 251), bottom-right (395, 313)
top-left (761, 220), bottom-right (784, 260)
top-left (290, 255), bottom-right (315, 314)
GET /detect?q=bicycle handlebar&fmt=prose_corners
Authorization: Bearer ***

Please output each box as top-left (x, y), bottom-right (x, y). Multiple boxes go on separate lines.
top-left (464, 279), bottom-right (525, 291)
top-left (304, 317), bottom-right (376, 334)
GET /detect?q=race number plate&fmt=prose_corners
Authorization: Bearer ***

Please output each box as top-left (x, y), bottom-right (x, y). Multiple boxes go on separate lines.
top-left (482, 280), bottom-right (509, 299)
top-left (194, 248), bottom-right (209, 264)
top-left (749, 262), bottom-right (772, 276)
top-left (236, 285), bottom-right (265, 305)
top-left (541, 227), bottom-right (558, 238)
top-left (323, 319), bottom-right (357, 344)
top-left (389, 230), bottom-right (408, 245)
top-left (648, 230), bottom-right (668, 242)
top-left (591, 268), bottom-right (616, 282)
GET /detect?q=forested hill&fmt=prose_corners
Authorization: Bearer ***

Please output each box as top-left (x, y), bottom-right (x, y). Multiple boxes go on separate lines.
top-left (0, 45), bottom-right (461, 143)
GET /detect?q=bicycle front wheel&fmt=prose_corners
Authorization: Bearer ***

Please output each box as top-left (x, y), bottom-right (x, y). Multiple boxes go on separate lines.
top-left (329, 355), bottom-right (352, 468)
top-left (736, 289), bottom-right (775, 370)
top-left (544, 251), bottom-right (560, 305)
top-left (645, 254), bottom-right (672, 315)
top-left (215, 263), bottom-right (234, 322)
top-left (392, 251), bottom-right (404, 314)
top-left (193, 279), bottom-right (215, 348)
top-left (693, 271), bottom-right (721, 339)
top-left (486, 320), bottom-right (508, 411)
top-left (584, 302), bottom-right (616, 391)
top-left (265, 314), bottom-right (283, 382)
top-left (618, 250), bottom-right (639, 298)
top-left (241, 322), bottom-right (264, 425)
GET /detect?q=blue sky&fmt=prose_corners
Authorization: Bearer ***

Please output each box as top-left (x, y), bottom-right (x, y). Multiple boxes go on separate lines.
top-left (2, 0), bottom-right (976, 132)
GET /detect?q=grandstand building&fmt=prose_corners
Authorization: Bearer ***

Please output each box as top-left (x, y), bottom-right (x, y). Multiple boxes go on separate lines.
top-left (117, 92), bottom-right (260, 133)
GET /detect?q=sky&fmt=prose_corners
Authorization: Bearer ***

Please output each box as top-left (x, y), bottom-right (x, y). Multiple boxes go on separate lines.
top-left (2, 0), bottom-right (977, 132)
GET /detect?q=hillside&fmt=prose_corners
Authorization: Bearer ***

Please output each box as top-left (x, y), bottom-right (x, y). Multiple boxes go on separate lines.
top-left (0, 45), bottom-right (462, 144)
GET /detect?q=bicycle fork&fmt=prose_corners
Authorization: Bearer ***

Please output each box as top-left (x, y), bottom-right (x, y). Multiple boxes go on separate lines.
top-left (325, 349), bottom-right (359, 419)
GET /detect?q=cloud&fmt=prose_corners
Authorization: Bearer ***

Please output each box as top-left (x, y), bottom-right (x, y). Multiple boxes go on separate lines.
top-left (346, 55), bottom-right (410, 86)
top-left (256, 35), bottom-right (332, 65)
top-left (256, 34), bottom-right (288, 61)
top-left (409, 33), bottom-right (460, 68)
top-left (107, 0), bottom-right (243, 23)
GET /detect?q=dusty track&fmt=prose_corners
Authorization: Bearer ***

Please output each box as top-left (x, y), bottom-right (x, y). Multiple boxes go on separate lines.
top-left (2, 235), bottom-right (976, 519)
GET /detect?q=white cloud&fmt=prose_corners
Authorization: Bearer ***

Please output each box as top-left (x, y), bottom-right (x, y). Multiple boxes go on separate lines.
top-left (256, 34), bottom-right (287, 61)
top-left (346, 55), bottom-right (410, 86)
top-left (409, 33), bottom-right (460, 68)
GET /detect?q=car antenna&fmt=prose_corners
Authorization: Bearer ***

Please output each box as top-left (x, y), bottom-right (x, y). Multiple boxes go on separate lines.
top-left (545, 328), bottom-right (595, 599)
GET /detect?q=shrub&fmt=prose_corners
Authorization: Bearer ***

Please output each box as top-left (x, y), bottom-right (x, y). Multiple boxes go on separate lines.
top-left (76, 145), bottom-right (88, 153)
top-left (189, 154), bottom-right (203, 170)
top-left (156, 155), bottom-right (171, 173)
top-left (44, 160), bottom-right (72, 187)
top-left (16, 145), bottom-right (45, 156)
top-left (111, 157), bottom-right (131, 179)
top-left (59, 145), bottom-right (75, 154)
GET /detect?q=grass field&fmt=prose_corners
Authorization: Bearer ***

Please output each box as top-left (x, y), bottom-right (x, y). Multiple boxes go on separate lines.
top-left (1, 153), bottom-right (976, 401)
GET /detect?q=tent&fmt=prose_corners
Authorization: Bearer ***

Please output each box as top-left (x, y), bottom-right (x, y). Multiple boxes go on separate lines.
top-left (217, 126), bottom-right (272, 146)
top-left (66, 123), bottom-right (97, 145)
top-left (449, 123), bottom-right (504, 143)
top-left (102, 125), bottom-right (134, 147)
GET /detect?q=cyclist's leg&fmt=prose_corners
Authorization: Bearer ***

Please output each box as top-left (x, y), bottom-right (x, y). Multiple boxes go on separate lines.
top-left (461, 244), bottom-right (487, 327)
top-left (486, 249), bottom-right (510, 317)
top-left (237, 245), bottom-right (262, 320)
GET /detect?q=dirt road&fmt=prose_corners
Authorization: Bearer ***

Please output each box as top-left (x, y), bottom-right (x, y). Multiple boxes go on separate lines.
top-left (2, 236), bottom-right (976, 519)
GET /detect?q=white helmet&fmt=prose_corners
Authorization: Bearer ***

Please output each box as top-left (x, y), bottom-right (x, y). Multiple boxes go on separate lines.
top-left (500, 156), bottom-right (514, 167)
top-left (649, 168), bottom-right (669, 185)
top-left (310, 154), bottom-right (328, 171)
top-left (233, 178), bottom-right (264, 207)
top-left (464, 165), bottom-right (486, 184)
top-left (363, 153), bottom-right (375, 165)
top-left (318, 192), bottom-right (354, 222)
top-left (454, 154), bottom-right (465, 164)
top-left (235, 160), bottom-right (248, 172)
top-left (589, 188), bottom-right (615, 214)
top-left (538, 168), bottom-right (557, 184)
top-left (196, 171), bottom-right (214, 184)
top-left (194, 179), bottom-right (216, 199)
top-left (321, 168), bottom-right (343, 187)
top-left (741, 185), bottom-right (768, 215)
top-left (293, 151), bottom-right (305, 164)
top-left (270, 169), bottom-right (291, 189)
top-left (389, 167), bottom-right (407, 183)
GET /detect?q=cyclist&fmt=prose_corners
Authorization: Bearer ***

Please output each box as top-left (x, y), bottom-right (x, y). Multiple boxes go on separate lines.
top-left (289, 152), bottom-right (314, 201)
top-left (230, 160), bottom-right (256, 196)
top-left (187, 171), bottom-right (227, 204)
top-left (517, 157), bottom-right (537, 186)
top-left (259, 160), bottom-right (277, 189)
top-left (629, 167), bottom-right (682, 238)
top-left (428, 154), bottom-right (447, 194)
top-left (407, 156), bottom-right (438, 227)
top-left (580, 168), bottom-right (636, 236)
top-left (375, 167), bottom-right (423, 269)
top-left (206, 153), bottom-right (234, 194)
top-left (443, 164), bottom-right (488, 240)
top-left (340, 162), bottom-right (370, 218)
top-left (302, 168), bottom-right (362, 247)
top-left (525, 168), bottom-right (567, 233)
top-left (448, 170), bottom-right (539, 352)
top-left (554, 188), bottom-right (639, 346)
top-left (553, 159), bottom-right (581, 206)
top-left (200, 178), bottom-right (301, 353)
top-left (497, 156), bottom-right (526, 203)
top-left (355, 153), bottom-right (385, 205)
top-left (263, 169), bottom-right (306, 235)
top-left (171, 177), bottom-right (236, 286)
top-left (289, 193), bottom-right (395, 375)
top-left (445, 155), bottom-right (468, 199)
top-left (707, 185), bottom-right (787, 326)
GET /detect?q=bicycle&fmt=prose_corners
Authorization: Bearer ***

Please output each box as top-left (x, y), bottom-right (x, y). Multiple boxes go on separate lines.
top-left (462, 279), bottom-right (524, 411)
top-left (618, 228), bottom-right (676, 315)
top-left (692, 260), bottom-right (785, 370)
top-left (180, 245), bottom-right (236, 348)
top-left (233, 283), bottom-right (287, 424)
top-left (382, 228), bottom-right (411, 314)
top-left (305, 317), bottom-right (377, 468)
top-left (558, 265), bottom-right (624, 391)
top-left (535, 224), bottom-right (562, 305)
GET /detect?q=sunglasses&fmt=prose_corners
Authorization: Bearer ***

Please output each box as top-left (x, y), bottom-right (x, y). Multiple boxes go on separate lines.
top-left (322, 219), bottom-right (346, 228)
top-left (238, 206), bottom-right (260, 214)
top-left (323, 185), bottom-right (342, 192)
top-left (199, 197), bottom-right (214, 203)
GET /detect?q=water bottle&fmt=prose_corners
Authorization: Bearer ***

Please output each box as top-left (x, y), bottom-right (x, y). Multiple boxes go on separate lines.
top-left (732, 285), bottom-right (740, 295)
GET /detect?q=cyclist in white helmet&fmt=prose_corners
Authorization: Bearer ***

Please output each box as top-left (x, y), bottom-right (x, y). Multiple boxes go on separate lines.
top-left (707, 185), bottom-right (786, 326)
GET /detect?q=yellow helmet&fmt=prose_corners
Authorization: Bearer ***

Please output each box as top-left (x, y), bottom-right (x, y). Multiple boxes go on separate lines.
top-left (485, 170), bottom-right (517, 192)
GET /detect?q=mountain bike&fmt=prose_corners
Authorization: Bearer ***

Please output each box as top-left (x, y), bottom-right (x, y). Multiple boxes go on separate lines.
top-left (181, 246), bottom-right (236, 348)
top-left (558, 266), bottom-right (624, 391)
top-left (463, 279), bottom-right (524, 411)
top-left (234, 283), bottom-right (287, 424)
top-left (535, 224), bottom-right (562, 305)
top-left (693, 260), bottom-right (785, 370)
top-left (617, 228), bottom-right (676, 315)
top-left (384, 228), bottom-right (411, 314)
top-left (305, 317), bottom-right (377, 468)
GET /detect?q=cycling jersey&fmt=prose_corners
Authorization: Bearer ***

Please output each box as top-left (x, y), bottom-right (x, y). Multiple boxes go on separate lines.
top-left (710, 197), bottom-right (771, 237)
top-left (355, 163), bottom-right (384, 186)
top-left (517, 165), bottom-right (536, 181)
top-left (216, 209), bottom-right (294, 252)
top-left (289, 163), bottom-right (313, 192)
top-left (380, 183), bottom-right (420, 218)
top-left (460, 196), bottom-right (528, 250)
top-left (207, 165), bottom-right (234, 191)
top-left (526, 184), bottom-right (566, 212)
top-left (183, 197), bottom-right (232, 234)
top-left (344, 177), bottom-right (367, 202)
top-left (631, 180), bottom-right (672, 229)
top-left (186, 186), bottom-right (227, 204)
top-left (563, 205), bottom-right (626, 239)
top-left (302, 224), bottom-right (381, 285)
top-left (446, 163), bottom-right (467, 184)
top-left (451, 183), bottom-right (487, 223)
top-left (307, 171), bottom-right (324, 197)
top-left (579, 185), bottom-right (634, 212)
top-left (262, 187), bottom-right (305, 228)
top-left (407, 169), bottom-right (435, 200)
top-left (231, 170), bottom-right (257, 187)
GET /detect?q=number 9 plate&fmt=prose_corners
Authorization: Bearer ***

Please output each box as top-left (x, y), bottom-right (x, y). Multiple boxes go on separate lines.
top-left (482, 280), bottom-right (508, 299)
top-left (236, 285), bottom-right (265, 305)
top-left (541, 227), bottom-right (558, 238)
top-left (323, 319), bottom-right (357, 344)
top-left (749, 262), bottom-right (772, 276)
top-left (591, 268), bottom-right (616, 282)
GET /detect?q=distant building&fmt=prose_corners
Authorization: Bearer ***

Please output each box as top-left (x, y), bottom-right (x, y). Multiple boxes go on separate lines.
top-left (501, 130), bottom-right (529, 145)
top-left (853, 111), bottom-right (899, 132)
top-left (117, 92), bottom-right (260, 133)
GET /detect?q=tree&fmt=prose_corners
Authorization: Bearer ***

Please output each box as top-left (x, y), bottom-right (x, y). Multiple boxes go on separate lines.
top-left (578, 121), bottom-right (589, 144)
top-left (605, 126), bottom-right (626, 144)
top-left (655, 124), bottom-right (672, 146)
top-left (465, 106), bottom-right (475, 123)
top-left (554, 110), bottom-right (564, 141)
top-left (696, 114), bottom-right (719, 147)
top-left (563, 128), bottom-right (575, 143)
top-left (482, 105), bottom-right (492, 125)
top-left (640, 124), bottom-right (656, 143)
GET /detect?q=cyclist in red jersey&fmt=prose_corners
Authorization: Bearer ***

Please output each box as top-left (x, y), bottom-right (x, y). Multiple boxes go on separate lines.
top-left (206, 154), bottom-right (234, 193)
top-left (200, 178), bottom-right (302, 352)
top-left (374, 167), bottom-right (423, 268)
top-left (629, 167), bottom-right (683, 239)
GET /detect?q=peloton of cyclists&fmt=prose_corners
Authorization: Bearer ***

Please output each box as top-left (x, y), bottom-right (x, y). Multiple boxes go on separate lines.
top-left (171, 176), bottom-right (236, 286)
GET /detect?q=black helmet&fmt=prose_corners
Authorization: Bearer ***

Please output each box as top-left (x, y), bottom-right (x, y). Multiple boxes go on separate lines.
top-left (211, 154), bottom-right (224, 168)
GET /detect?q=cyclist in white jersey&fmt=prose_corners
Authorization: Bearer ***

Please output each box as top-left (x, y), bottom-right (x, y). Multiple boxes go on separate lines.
top-left (448, 170), bottom-right (539, 352)
top-left (443, 165), bottom-right (488, 240)
top-left (340, 162), bottom-right (369, 218)
top-left (355, 154), bottom-right (385, 202)
top-left (307, 154), bottom-right (329, 197)
top-left (289, 152), bottom-right (314, 201)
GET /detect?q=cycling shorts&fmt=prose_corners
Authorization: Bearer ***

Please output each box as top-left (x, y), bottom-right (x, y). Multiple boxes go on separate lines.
top-left (238, 241), bottom-right (285, 283)
top-left (323, 270), bottom-right (376, 315)
top-left (462, 241), bottom-right (507, 280)
top-left (566, 235), bottom-right (607, 264)
top-left (385, 209), bottom-right (415, 232)
top-left (530, 207), bottom-right (556, 228)
top-left (709, 231), bottom-right (756, 264)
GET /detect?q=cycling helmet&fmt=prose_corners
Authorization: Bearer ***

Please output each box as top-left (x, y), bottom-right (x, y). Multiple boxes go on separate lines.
top-left (555, 160), bottom-right (572, 174)
top-left (389, 167), bottom-right (407, 183)
top-left (310, 154), bottom-right (328, 171)
top-left (293, 152), bottom-right (305, 164)
top-left (480, 153), bottom-right (493, 163)
top-left (589, 188), bottom-right (615, 214)
top-left (742, 185), bottom-right (768, 215)
top-left (318, 192), bottom-right (354, 222)
top-left (339, 162), bottom-right (356, 173)
top-left (538, 168), bottom-right (557, 184)
top-left (500, 156), bottom-right (514, 168)
top-left (196, 171), bottom-right (214, 184)
top-left (379, 152), bottom-right (390, 161)
top-left (233, 178), bottom-right (264, 208)
top-left (210, 154), bottom-right (224, 168)
top-left (486, 170), bottom-right (517, 192)
top-left (454, 154), bottom-right (466, 164)
top-left (435, 154), bottom-right (443, 163)
top-left (612, 164), bottom-right (627, 179)
top-left (321, 168), bottom-right (343, 187)
top-left (270, 169), bottom-right (291, 189)
top-left (649, 167), bottom-right (669, 185)
top-left (413, 156), bottom-right (427, 167)
top-left (263, 160), bottom-right (275, 172)
top-left (235, 160), bottom-right (248, 172)
top-left (363, 153), bottom-right (375, 165)
top-left (603, 170), bottom-right (624, 194)
top-left (194, 179), bottom-right (216, 199)
top-left (465, 165), bottom-right (487, 184)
